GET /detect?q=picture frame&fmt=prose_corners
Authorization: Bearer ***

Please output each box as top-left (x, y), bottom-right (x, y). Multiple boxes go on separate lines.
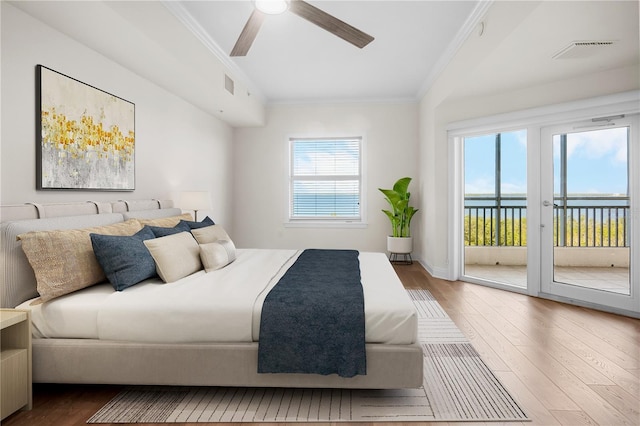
top-left (36, 65), bottom-right (135, 191)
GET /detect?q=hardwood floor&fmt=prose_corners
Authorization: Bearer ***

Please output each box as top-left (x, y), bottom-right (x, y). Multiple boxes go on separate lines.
top-left (4, 262), bottom-right (639, 426)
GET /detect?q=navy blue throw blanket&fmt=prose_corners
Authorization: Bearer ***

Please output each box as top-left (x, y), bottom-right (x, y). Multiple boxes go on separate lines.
top-left (258, 249), bottom-right (366, 378)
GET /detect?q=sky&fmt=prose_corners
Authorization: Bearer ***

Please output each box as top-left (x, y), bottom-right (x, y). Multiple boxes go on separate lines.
top-left (464, 126), bottom-right (629, 196)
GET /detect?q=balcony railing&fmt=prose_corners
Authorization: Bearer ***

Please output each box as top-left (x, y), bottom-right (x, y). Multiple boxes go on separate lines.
top-left (465, 196), bottom-right (630, 247)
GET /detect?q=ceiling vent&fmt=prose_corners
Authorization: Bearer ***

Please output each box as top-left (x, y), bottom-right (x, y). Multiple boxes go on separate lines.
top-left (224, 74), bottom-right (235, 95)
top-left (553, 40), bottom-right (615, 59)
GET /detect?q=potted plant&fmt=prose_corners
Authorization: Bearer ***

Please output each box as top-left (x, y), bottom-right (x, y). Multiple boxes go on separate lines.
top-left (379, 177), bottom-right (419, 255)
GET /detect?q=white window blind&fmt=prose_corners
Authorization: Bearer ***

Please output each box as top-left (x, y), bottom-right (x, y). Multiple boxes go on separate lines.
top-left (290, 137), bottom-right (362, 221)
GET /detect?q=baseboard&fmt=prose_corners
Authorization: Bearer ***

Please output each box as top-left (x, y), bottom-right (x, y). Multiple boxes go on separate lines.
top-left (416, 258), bottom-right (450, 281)
top-left (539, 292), bottom-right (640, 319)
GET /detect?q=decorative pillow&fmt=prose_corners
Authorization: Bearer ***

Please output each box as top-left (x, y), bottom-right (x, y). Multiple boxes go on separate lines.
top-left (191, 225), bottom-right (232, 244)
top-left (136, 213), bottom-right (193, 228)
top-left (200, 240), bottom-right (236, 272)
top-left (17, 219), bottom-right (143, 302)
top-left (147, 221), bottom-right (191, 237)
top-left (90, 227), bottom-right (157, 291)
top-left (179, 216), bottom-right (215, 229)
top-left (143, 232), bottom-right (202, 283)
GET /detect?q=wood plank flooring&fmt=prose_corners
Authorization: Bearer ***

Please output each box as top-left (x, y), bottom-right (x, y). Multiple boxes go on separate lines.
top-left (3, 262), bottom-right (639, 426)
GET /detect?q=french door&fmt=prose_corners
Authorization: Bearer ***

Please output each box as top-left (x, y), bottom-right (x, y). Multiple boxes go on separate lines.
top-left (540, 114), bottom-right (639, 313)
top-left (462, 130), bottom-right (528, 289)
top-left (452, 93), bottom-right (640, 315)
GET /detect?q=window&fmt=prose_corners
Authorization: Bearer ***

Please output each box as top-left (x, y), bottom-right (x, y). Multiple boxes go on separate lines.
top-left (289, 137), bottom-right (362, 224)
top-left (464, 130), bottom-right (527, 247)
top-left (462, 129), bottom-right (528, 288)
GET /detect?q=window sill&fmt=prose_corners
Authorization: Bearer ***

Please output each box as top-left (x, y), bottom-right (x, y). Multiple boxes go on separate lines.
top-left (284, 221), bottom-right (368, 229)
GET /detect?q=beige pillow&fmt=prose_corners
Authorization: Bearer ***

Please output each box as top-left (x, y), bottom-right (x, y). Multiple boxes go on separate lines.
top-left (18, 219), bottom-right (142, 302)
top-left (200, 240), bottom-right (237, 272)
top-left (143, 232), bottom-right (202, 283)
top-left (191, 225), bottom-right (231, 244)
top-left (136, 213), bottom-right (193, 227)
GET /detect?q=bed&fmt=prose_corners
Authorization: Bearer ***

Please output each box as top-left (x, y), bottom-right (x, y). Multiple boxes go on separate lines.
top-left (0, 199), bottom-right (423, 389)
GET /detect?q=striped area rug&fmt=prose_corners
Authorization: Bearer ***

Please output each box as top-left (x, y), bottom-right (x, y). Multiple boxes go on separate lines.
top-left (87, 289), bottom-right (528, 423)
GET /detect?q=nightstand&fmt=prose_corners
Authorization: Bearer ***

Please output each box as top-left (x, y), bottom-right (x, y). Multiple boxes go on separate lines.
top-left (0, 309), bottom-right (32, 420)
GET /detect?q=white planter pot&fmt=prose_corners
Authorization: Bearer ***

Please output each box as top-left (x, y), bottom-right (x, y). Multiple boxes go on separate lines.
top-left (387, 236), bottom-right (413, 254)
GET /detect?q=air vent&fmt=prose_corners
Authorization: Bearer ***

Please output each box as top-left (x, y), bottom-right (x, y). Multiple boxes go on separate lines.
top-left (224, 74), bottom-right (235, 95)
top-left (553, 40), bottom-right (615, 59)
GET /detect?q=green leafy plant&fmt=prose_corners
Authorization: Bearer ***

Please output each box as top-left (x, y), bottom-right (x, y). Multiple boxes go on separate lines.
top-left (378, 177), bottom-right (419, 237)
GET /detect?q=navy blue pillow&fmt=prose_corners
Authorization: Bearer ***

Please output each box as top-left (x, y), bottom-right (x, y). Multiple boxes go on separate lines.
top-left (148, 221), bottom-right (191, 237)
top-left (90, 227), bottom-right (157, 291)
top-left (180, 216), bottom-right (215, 229)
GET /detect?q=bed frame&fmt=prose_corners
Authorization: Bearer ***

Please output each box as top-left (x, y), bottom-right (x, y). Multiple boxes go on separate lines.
top-left (0, 200), bottom-right (423, 389)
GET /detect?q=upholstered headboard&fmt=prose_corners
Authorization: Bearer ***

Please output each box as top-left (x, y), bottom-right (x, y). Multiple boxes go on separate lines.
top-left (0, 199), bottom-right (179, 308)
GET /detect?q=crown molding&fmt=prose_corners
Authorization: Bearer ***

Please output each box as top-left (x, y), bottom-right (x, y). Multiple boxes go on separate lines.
top-left (268, 96), bottom-right (419, 107)
top-left (417, 0), bottom-right (494, 99)
top-left (161, 0), bottom-right (266, 103)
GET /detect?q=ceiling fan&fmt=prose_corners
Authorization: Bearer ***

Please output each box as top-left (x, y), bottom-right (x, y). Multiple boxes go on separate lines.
top-left (230, 0), bottom-right (375, 57)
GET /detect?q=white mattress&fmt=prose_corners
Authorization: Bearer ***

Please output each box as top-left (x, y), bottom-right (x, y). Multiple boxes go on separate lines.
top-left (17, 249), bottom-right (417, 345)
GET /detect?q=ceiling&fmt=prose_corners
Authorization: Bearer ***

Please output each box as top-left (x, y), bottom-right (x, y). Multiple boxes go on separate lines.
top-left (170, 0), bottom-right (481, 103)
top-left (446, 0), bottom-right (640, 102)
top-left (7, 1), bottom-right (640, 127)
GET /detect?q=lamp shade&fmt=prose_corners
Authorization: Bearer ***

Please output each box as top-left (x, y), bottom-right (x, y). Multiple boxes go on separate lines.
top-left (179, 191), bottom-right (212, 212)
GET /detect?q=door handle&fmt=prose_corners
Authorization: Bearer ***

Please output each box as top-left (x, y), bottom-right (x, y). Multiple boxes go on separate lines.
top-left (543, 200), bottom-right (552, 207)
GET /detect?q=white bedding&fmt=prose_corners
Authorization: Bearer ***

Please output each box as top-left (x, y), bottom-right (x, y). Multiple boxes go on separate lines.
top-left (17, 249), bottom-right (417, 345)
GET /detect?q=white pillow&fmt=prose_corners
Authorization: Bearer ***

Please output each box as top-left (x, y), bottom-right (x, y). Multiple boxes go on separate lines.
top-left (199, 240), bottom-right (237, 272)
top-left (143, 232), bottom-right (202, 282)
top-left (191, 225), bottom-right (231, 244)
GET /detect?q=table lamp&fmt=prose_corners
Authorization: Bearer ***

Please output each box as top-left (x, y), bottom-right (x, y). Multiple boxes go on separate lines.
top-left (179, 191), bottom-right (212, 221)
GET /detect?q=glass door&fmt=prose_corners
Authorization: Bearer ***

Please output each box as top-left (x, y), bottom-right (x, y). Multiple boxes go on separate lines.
top-left (540, 115), bottom-right (639, 312)
top-left (462, 129), bottom-right (528, 288)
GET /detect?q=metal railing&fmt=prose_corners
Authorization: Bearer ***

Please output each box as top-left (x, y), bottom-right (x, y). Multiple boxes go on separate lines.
top-left (465, 197), bottom-right (527, 246)
top-left (465, 196), bottom-right (630, 247)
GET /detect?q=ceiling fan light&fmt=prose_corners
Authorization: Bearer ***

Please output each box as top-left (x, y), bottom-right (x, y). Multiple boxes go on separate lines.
top-left (254, 0), bottom-right (289, 15)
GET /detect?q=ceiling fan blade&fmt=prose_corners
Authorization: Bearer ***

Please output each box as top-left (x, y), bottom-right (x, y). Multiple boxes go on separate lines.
top-left (289, 0), bottom-right (374, 49)
top-left (230, 9), bottom-right (266, 57)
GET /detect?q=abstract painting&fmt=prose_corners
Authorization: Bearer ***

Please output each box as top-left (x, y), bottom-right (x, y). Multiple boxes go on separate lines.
top-left (36, 65), bottom-right (135, 190)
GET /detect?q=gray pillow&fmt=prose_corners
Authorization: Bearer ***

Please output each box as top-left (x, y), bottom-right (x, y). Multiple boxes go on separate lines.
top-left (90, 226), bottom-right (157, 291)
top-left (180, 216), bottom-right (215, 229)
top-left (147, 221), bottom-right (191, 237)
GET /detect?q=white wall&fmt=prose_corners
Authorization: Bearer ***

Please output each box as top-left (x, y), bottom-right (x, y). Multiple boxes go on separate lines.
top-left (0, 3), bottom-right (234, 226)
top-left (232, 102), bottom-right (419, 252)
top-left (418, 1), bottom-right (640, 277)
